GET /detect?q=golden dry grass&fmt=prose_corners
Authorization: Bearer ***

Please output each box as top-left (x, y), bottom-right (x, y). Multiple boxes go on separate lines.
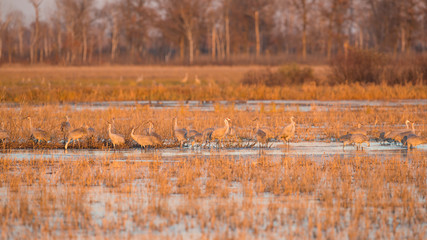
top-left (0, 152), bottom-right (426, 239)
top-left (0, 66), bottom-right (426, 103)
top-left (0, 102), bottom-right (425, 149)
top-left (0, 97), bottom-right (425, 238)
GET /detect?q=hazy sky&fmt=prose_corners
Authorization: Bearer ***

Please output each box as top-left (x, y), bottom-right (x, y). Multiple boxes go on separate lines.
top-left (1, 0), bottom-right (108, 25)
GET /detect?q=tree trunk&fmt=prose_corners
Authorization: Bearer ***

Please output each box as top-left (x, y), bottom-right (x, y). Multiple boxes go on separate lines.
top-left (254, 11), bottom-right (260, 58)
top-left (212, 25), bottom-right (216, 60)
top-left (0, 39), bottom-right (2, 60)
top-left (302, 29), bottom-right (307, 60)
top-left (302, 5), bottom-right (307, 60)
top-left (358, 28), bottom-right (363, 48)
top-left (225, 14), bottom-right (230, 60)
top-left (217, 31), bottom-right (224, 59)
top-left (82, 27), bottom-right (87, 62)
top-left (18, 28), bottom-right (24, 56)
top-left (180, 37), bottom-right (184, 62)
top-left (111, 15), bottom-right (118, 61)
top-left (57, 25), bottom-right (62, 59)
top-left (401, 26), bottom-right (406, 53)
top-left (30, 1), bottom-right (40, 64)
top-left (187, 29), bottom-right (194, 64)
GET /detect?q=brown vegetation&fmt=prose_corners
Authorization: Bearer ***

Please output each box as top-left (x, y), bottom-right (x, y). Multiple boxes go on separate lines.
top-left (0, 152), bottom-right (426, 238)
top-left (0, 102), bottom-right (425, 149)
top-left (0, 0), bottom-right (426, 65)
top-left (0, 66), bottom-right (426, 104)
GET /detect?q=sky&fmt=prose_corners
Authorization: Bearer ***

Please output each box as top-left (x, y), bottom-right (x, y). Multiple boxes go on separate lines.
top-left (1, 0), bottom-right (109, 25)
top-left (1, 0), bottom-right (55, 24)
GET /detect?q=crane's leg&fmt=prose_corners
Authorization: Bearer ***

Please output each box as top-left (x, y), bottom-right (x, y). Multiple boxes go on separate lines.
top-left (65, 139), bottom-right (70, 150)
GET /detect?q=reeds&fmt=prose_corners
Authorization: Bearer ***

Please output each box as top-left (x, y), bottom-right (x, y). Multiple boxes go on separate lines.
top-left (0, 103), bottom-right (425, 149)
top-left (1, 66), bottom-right (426, 103)
top-left (0, 152), bottom-right (425, 238)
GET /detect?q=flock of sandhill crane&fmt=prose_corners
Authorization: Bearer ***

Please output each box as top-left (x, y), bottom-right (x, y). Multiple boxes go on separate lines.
top-left (339, 120), bottom-right (426, 150)
top-left (0, 116), bottom-right (425, 151)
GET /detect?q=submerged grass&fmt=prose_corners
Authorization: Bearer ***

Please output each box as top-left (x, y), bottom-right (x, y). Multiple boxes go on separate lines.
top-left (0, 103), bottom-right (425, 149)
top-left (0, 152), bottom-right (426, 238)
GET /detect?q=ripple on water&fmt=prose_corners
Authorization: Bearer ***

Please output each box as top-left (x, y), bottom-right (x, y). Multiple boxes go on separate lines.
top-left (2, 141), bottom-right (425, 162)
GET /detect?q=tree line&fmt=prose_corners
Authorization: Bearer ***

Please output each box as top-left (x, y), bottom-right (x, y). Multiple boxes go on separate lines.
top-left (0, 0), bottom-right (426, 65)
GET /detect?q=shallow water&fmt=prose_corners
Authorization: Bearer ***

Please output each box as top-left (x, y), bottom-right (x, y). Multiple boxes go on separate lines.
top-left (1, 99), bottom-right (425, 161)
top-left (69, 99), bottom-right (427, 112)
top-left (2, 99), bottom-right (426, 112)
top-left (2, 141), bottom-right (424, 162)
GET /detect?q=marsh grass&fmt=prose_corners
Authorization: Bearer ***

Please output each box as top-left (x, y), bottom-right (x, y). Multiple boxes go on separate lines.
top-left (0, 103), bottom-right (425, 149)
top-left (0, 66), bottom-right (426, 103)
top-left (0, 152), bottom-right (426, 239)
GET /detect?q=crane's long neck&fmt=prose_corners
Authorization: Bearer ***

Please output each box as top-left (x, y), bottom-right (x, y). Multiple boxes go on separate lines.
top-left (255, 121), bottom-right (259, 132)
top-left (108, 124), bottom-right (112, 135)
top-left (411, 123), bottom-right (415, 133)
top-left (28, 118), bottom-right (33, 131)
top-left (131, 129), bottom-right (135, 138)
top-left (405, 121), bottom-right (410, 129)
top-left (225, 120), bottom-right (230, 135)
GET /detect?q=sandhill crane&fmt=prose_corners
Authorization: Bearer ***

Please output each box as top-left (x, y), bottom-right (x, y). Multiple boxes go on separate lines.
top-left (195, 75), bottom-right (201, 85)
top-left (0, 125), bottom-right (9, 148)
top-left (405, 135), bottom-right (426, 149)
top-left (280, 116), bottom-right (296, 148)
top-left (394, 122), bottom-right (415, 143)
top-left (202, 127), bottom-right (214, 147)
top-left (382, 120), bottom-right (411, 143)
top-left (0, 122), bottom-right (9, 142)
top-left (181, 73), bottom-right (188, 83)
top-left (188, 128), bottom-right (198, 138)
top-left (187, 128), bottom-right (203, 148)
top-left (64, 125), bottom-right (89, 150)
top-left (60, 116), bottom-right (71, 141)
top-left (136, 74), bottom-right (144, 83)
top-left (211, 118), bottom-right (232, 148)
top-left (347, 123), bottom-right (367, 135)
top-left (0, 129), bottom-right (8, 142)
top-left (108, 122), bottom-right (125, 149)
top-left (172, 117), bottom-right (187, 148)
top-left (147, 121), bottom-right (162, 147)
top-left (131, 127), bottom-right (154, 151)
top-left (253, 118), bottom-right (268, 148)
top-left (342, 133), bottom-right (370, 151)
top-left (24, 116), bottom-right (50, 144)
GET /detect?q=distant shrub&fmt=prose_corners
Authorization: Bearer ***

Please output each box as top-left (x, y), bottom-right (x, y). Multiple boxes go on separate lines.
top-left (330, 48), bottom-right (386, 84)
top-left (241, 64), bottom-right (315, 86)
top-left (270, 64), bottom-right (314, 85)
top-left (377, 55), bottom-right (426, 85)
top-left (241, 69), bottom-right (274, 86)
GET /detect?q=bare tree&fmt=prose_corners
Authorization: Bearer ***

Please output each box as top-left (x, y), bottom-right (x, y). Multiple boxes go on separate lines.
top-left (1, 0), bottom-right (427, 64)
top-left (292, 0), bottom-right (316, 59)
top-left (29, 0), bottom-right (43, 64)
top-left (56, 0), bottom-right (95, 64)
top-left (320, 0), bottom-right (351, 58)
top-left (118, 0), bottom-right (155, 63)
top-left (157, 0), bottom-right (211, 64)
